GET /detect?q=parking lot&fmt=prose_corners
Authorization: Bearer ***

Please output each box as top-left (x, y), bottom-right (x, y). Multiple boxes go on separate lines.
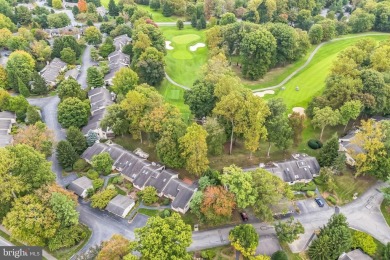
top-left (296, 197), bottom-right (330, 214)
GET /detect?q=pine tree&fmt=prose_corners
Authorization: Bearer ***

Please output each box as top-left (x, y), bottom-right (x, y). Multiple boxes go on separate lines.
top-left (87, 67), bottom-right (103, 88)
top-left (56, 140), bottom-right (79, 170)
top-left (31, 72), bottom-right (48, 95)
top-left (108, 0), bottom-right (118, 16)
top-left (162, 2), bottom-right (173, 17)
top-left (191, 14), bottom-right (197, 28)
top-left (18, 77), bottom-right (30, 97)
top-left (318, 134), bottom-right (339, 167)
top-left (200, 15), bottom-right (206, 29)
top-left (87, 130), bottom-right (98, 146)
top-left (66, 126), bottom-right (87, 154)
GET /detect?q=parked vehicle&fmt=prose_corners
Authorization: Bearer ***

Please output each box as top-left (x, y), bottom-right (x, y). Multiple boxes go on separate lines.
top-left (315, 198), bottom-right (325, 207)
top-left (240, 212), bottom-right (249, 221)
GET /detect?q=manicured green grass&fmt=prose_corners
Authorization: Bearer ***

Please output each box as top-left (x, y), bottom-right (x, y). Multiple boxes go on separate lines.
top-left (380, 199), bottom-right (390, 227)
top-left (259, 35), bottom-right (389, 111)
top-left (161, 26), bottom-right (208, 87)
top-left (138, 208), bottom-right (160, 217)
top-left (317, 169), bottom-right (377, 205)
top-left (136, 4), bottom-right (185, 22)
top-left (158, 79), bottom-right (191, 123)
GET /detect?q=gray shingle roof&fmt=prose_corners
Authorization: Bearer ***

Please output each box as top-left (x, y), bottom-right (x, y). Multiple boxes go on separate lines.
top-left (81, 110), bottom-right (106, 134)
top-left (338, 249), bottom-right (372, 260)
top-left (0, 135), bottom-right (12, 147)
top-left (113, 34), bottom-right (131, 50)
top-left (265, 154), bottom-right (320, 183)
top-left (0, 120), bottom-right (11, 130)
top-left (40, 58), bottom-right (67, 84)
top-left (0, 111), bottom-right (16, 120)
top-left (145, 169), bottom-right (178, 194)
top-left (108, 51), bottom-right (130, 66)
top-left (105, 194), bottom-right (134, 217)
top-left (133, 164), bottom-right (163, 189)
top-left (65, 68), bottom-right (79, 79)
top-left (81, 142), bottom-right (108, 161)
top-left (68, 176), bottom-right (93, 196)
top-left (171, 184), bottom-right (196, 211)
top-left (88, 87), bottom-right (109, 97)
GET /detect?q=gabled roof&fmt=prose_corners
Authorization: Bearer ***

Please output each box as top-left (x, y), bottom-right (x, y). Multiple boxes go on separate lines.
top-left (81, 110), bottom-right (106, 134)
top-left (171, 184), bottom-right (196, 211)
top-left (265, 154), bottom-right (320, 183)
top-left (133, 164), bottom-right (163, 189)
top-left (0, 111), bottom-right (16, 120)
top-left (121, 159), bottom-right (150, 180)
top-left (338, 249), bottom-right (372, 260)
top-left (106, 194), bottom-right (134, 216)
top-left (40, 58), bottom-right (67, 83)
top-left (88, 87), bottom-right (109, 97)
top-left (0, 120), bottom-right (11, 130)
top-left (108, 51), bottom-right (130, 66)
top-left (68, 176), bottom-right (93, 196)
top-left (113, 34), bottom-right (131, 50)
top-left (0, 135), bottom-right (13, 147)
top-left (113, 149), bottom-right (144, 170)
top-left (145, 169), bottom-right (178, 194)
top-left (81, 142), bottom-right (108, 161)
top-left (65, 68), bottom-right (79, 79)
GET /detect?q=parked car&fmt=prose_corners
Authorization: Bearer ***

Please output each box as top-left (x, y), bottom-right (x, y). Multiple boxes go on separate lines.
top-left (240, 212), bottom-right (249, 221)
top-left (315, 198), bottom-right (325, 207)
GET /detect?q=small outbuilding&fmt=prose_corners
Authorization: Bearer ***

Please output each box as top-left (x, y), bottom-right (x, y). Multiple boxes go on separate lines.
top-left (105, 194), bottom-right (135, 218)
top-left (68, 176), bottom-right (93, 198)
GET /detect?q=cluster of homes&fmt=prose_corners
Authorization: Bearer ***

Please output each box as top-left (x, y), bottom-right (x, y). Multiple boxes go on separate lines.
top-left (40, 58), bottom-right (80, 87)
top-left (68, 142), bottom-right (197, 217)
top-left (104, 34), bottom-right (131, 85)
top-left (0, 112), bottom-right (16, 147)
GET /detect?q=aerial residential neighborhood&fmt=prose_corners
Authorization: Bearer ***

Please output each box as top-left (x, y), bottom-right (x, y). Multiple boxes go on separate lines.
top-left (0, 0), bottom-right (390, 259)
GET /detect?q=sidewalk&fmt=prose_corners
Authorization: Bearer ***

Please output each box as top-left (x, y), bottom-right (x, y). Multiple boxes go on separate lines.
top-left (0, 225), bottom-right (57, 260)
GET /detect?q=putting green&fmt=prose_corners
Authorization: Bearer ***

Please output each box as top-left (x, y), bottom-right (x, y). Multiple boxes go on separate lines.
top-left (172, 50), bottom-right (193, 60)
top-left (172, 34), bottom-right (201, 45)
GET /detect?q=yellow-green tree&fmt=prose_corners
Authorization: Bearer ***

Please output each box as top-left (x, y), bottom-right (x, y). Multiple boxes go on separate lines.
top-left (229, 224), bottom-right (259, 257)
top-left (0, 65), bottom-right (7, 89)
top-left (179, 123), bottom-right (209, 176)
top-left (352, 119), bottom-right (388, 179)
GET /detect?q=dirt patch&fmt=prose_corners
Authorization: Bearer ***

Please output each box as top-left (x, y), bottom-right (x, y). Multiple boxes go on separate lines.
top-left (254, 90), bottom-right (275, 97)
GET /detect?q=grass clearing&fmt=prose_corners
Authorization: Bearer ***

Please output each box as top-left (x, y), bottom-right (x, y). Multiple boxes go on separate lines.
top-left (258, 35), bottom-right (389, 110)
top-left (317, 169), bottom-right (377, 205)
top-left (380, 199), bottom-right (390, 227)
top-left (136, 4), bottom-right (185, 22)
top-left (192, 245), bottom-right (236, 259)
top-left (161, 26), bottom-right (208, 87)
top-left (138, 208), bottom-right (160, 217)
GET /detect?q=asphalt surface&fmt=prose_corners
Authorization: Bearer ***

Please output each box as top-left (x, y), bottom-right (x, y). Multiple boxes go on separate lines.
top-left (78, 45), bottom-right (96, 89)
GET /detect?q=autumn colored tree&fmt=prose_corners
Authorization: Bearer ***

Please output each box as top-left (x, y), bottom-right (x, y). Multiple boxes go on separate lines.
top-left (179, 123), bottom-right (209, 176)
top-left (312, 106), bottom-right (340, 141)
top-left (201, 186), bottom-right (236, 224)
top-left (14, 121), bottom-right (54, 157)
top-left (97, 234), bottom-right (133, 260)
top-left (78, 0), bottom-right (87, 13)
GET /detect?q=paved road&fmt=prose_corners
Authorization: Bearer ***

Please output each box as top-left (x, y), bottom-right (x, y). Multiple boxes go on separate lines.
top-left (79, 45), bottom-right (96, 89)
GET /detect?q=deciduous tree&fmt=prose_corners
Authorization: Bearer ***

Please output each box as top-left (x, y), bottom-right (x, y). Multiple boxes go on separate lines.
top-left (57, 140), bottom-right (79, 169)
top-left (60, 47), bottom-right (76, 64)
top-left (91, 188), bottom-right (117, 209)
top-left (275, 217), bottom-right (304, 243)
top-left (229, 224), bottom-right (259, 257)
top-left (221, 165), bottom-right (256, 209)
top-left (179, 123), bottom-right (209, 176)
top-left (184, 80), bottom-right (216, 119)
top-left (312, 106), bottom-right (340, 141)
top-left (58, 97), bottom-right (89, 128)
top-left (135, 47), bottom-right (165, 86)
top-left (318, 134), bottom-right (339, 167)
top-left (97, 235), bottom-right (133, 260)
top-left (91, 152), bottom-right (113, 175)
top-left (6, 50), bottom-right (35, 92)
top-left (58, 78), bottom-right (85, 101)
top-left (203, 117), bottom-right (226, 156)
top-left (140, 186), bottom-right (158, 205)
top-left (66, 126), bottom-right (87, 155)
top-left (87, 66), bottom-right (104, 88)
top-left (49, 192), bottom-right (79, 227)
top-left (100, 104), bottom-right (129, 136)
top-left (14, 122), bottom-right (54, 157)
top-left (112, 67), bottom-right (139, 97)
top-left (135, 213), bottom-right (192, 260)
top-left (85, 26), bottom-right (102, 44)
top-left (339, 100), bottom-right (362, 131)
top-left (201, 186), bottom-right (236, 223)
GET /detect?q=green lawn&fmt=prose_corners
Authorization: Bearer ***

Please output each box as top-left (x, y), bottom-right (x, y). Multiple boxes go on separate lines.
top-left (136, 4), bottom-right (185, 22)
top-left (380, 199), bottom-right (390, 227)
top-left (259, 34), bottom-right (389, 111)
top-left (137, 208), bottom-right (160, 217)
top-left (158, 79), bottom-right (191, 123)
top-left (161, 26), bottom-right (208, 87)
top-left (317, 169), bottom-right (377, 205)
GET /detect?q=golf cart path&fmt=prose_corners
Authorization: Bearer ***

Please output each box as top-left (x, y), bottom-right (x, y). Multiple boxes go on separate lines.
top-left (164, 33), bottom-right (390, 91)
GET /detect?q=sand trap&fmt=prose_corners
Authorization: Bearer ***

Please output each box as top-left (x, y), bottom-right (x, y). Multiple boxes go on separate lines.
top-left (165, 41), bottom-right (174, 50)
top-left (254, 90), bottom-right (275, 97)
top-left (292, 107), bottom-right (305, 116)
top-left (189, 43), bottom-right (205, 51)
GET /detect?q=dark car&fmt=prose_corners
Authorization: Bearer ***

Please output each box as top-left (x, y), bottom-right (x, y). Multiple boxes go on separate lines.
top-left (240, 212), bottom-right (249, 221)
top-left (315, 198), bottom-right (325, 207)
